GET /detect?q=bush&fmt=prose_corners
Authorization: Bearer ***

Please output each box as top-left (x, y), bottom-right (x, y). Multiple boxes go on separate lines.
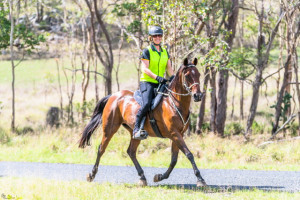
top-left (224, 122), bottom-right (243, 136)
top-left (252, 120), bottom-right (264, 134)
top-left (289, 123), bottom-right (299, 137)
top-left (189, 112), bottom-right (198, 133)
top-left (15, 126), bottom-right (34, 135)
top-left (201, 122), bottom-right (210, 132)
top-left (0, 127), bottom-right (10, 144)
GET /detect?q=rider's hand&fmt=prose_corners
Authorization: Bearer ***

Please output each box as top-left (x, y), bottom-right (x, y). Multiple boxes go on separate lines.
top-left (156, 76), bottom-right (168, 84)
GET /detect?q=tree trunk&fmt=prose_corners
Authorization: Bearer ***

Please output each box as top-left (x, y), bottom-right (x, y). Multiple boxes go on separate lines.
top-left (94, 56), bottom-right (99, 102)
top-left (277, 25), bottom-right (283, 99)
top-left (272, 54), bottom-right (292, 135)
top-left (231, 77), bottom-right (237, 118)
top-left (85, 0), bottom-right (114, 95)
top-left (55, 59), bottom-right (63, 120)
top-left (116, 29), bottom-right (124, 91)
top-left (246, 71), bottom-right (262, 137)
top-left (244, 0), bottom-right (284, 138)
top-left (284, 16), bottom-right (292, 116)
top-left (9, 0), bottom-right (15, 132)
top-left (216, 69), bottom-right (229, 136)
top-left (240, 80), bottom-right (244, 120)
top-left (196, 67), bottom-right (210, 134)
top-left (215, 0), bottom-right (239, 136)
top-left (294, 50), bottom-right (300, 136)
top-left (210, 69), bottom-right (217, 133)
top-left (105, 69), bottom-right (112, 95)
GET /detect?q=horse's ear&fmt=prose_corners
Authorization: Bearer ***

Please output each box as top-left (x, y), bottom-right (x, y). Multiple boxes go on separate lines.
top-left (193, 58), bottom-right (198, 66)
top-left (183, 58), bottom-right (188, 66)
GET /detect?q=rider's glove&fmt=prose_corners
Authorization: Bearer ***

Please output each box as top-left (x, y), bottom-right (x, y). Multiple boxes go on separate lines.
top-left (156, 76), bottom-right (168, 84)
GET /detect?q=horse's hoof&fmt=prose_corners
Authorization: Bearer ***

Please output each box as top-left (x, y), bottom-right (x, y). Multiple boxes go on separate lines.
top-left (138, 179), bottom-right (148, 187)
top-left (197, 180), bottom-right (207, 187)
top-left (153, 174), bottom-right (163, 182)
top-left (87, 173), bottom-right (94, 182)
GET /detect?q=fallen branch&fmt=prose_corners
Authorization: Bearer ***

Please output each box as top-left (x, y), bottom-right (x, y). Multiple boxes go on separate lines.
top-left (270, 114), bottom-right (297, 140)
top-left (258, 136), bottom-right (300, 148)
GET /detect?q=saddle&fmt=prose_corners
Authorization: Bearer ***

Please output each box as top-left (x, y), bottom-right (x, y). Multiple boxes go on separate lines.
top-left (133, 84), bottom-right (167, 138)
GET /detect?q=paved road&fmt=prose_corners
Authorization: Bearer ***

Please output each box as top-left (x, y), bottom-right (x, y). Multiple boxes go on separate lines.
top-left (0, 161), bottom-right (299, 192)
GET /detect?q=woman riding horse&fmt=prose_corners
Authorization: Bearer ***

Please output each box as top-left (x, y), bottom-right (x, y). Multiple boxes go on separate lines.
top-left (79, 57), bottom-right (207, 187)
top-left (134, 25), bottom-right (174, 140)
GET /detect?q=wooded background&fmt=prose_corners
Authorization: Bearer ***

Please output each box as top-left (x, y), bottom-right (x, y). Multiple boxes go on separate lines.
top-left (0, 0), bottom-right (299, 140)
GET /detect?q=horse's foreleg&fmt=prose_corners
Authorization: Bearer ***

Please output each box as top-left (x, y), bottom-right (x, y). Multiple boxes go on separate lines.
top-left (127, 139), bottom-right (147, 186)
top-left (153, 141), bottom-right (179, 182)
top-left (172, 135), bottom-right (207, 187)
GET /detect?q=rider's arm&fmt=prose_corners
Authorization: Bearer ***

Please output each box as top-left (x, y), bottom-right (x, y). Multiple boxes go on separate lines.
top-left (141, 59), bottom-right (159, 79)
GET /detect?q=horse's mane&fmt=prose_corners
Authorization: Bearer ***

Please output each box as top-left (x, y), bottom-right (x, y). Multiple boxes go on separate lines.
top-left (169, 64), bottom-right (187, 89)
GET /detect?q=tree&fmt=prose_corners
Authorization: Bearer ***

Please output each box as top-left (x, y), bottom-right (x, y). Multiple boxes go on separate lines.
top-left (244, 0), bottom-right (285, 139)
top-left (85, 0), bottom-right (114, 95)
top-left (272, 0), bottom-right (300, 136)
top-left (113, 0), bottom-right (144, 86)
top-left (215, 0), bottom-right (239, 136)
top-left (2, 1), bottom-right (45, 131)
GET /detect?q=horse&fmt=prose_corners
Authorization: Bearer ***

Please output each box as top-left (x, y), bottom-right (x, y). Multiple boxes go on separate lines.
top-left (78, 57), bottom-right (207, 187)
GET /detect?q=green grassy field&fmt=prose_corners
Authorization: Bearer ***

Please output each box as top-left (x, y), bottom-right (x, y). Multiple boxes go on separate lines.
top-left (1, 127), bottom-right (299, 171)
top-left (0, 177), bottom-right (299, 200)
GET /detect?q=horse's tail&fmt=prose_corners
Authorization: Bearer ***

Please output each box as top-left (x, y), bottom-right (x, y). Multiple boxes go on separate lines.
top-left (79, 95), bottom-right (111, 148)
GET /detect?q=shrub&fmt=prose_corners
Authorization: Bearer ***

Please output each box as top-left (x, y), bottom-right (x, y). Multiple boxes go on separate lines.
top-left (189, 112), bottom-right (198, 133)
top-left (224, 122), bottom-right (243, 136)
top-left (201, 122), bottom-right (210, 132)
top-left (252, 120), bottom-right (264, 134)
top-left (15, 126), bottom-right (34, 135)
top-left (0, 126), bottom-right (10, 144)
top-left (288, 123), bottom-right (299, 137)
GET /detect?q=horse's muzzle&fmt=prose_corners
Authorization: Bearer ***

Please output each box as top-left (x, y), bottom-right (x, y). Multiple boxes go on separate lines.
top-left (193, 93), bottom-right (203, 102)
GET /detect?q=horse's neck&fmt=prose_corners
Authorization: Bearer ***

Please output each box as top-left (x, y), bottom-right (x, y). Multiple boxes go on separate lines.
top-left (169, 82), bottom-right (192, 112)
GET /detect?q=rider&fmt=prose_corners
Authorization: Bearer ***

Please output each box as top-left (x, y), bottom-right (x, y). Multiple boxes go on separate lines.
top-left (133, 25), bottom-right (174, 140)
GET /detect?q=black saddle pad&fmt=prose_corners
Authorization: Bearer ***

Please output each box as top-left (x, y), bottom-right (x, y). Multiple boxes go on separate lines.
top-left (134, 84), bottom-right (167, 110)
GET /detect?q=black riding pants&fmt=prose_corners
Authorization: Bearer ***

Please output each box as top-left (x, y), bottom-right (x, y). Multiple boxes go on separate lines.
top-left (135, 81), bottom-right (158, 130)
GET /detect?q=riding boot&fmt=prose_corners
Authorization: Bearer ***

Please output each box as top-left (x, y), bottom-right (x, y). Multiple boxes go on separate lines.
top-left (133, 112), bottom-right (148, 140)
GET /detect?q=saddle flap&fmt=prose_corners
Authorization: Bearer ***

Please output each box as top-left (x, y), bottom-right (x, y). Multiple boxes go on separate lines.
top-left (133, 84), bottom-right (167, 110)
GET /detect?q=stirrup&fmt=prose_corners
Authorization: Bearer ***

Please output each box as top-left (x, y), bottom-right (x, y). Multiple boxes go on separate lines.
top-left (133, 129), bottom-right (148, 140)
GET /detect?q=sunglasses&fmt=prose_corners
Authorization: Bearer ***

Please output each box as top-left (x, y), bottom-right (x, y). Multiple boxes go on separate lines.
top-left (152, 35), bottom-right (162, 38)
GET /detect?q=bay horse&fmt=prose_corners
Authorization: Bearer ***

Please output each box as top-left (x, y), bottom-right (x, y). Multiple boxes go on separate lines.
top-left (79, 57), bottom-right (207, 187)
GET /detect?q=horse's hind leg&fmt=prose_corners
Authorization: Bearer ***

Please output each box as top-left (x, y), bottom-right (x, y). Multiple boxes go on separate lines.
top-left (126, 137), bottom-right (147, 186)
top-left (87, 119), bottom-right (121, 182)
top-left (153, 141), bottom-right (179, 182)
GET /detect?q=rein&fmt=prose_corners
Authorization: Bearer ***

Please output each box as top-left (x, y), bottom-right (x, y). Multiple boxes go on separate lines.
top-left (159, 65), bottom-right (200, 132)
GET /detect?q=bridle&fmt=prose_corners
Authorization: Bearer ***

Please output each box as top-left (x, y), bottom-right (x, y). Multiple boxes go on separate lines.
top-left (160, 64), bottom-right (201, 132)
top-left (166, 64), bottom-right (200, 96)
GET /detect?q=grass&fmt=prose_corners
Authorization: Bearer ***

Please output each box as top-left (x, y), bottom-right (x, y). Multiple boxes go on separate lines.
top-left (0, 127), bottom-right (299, 171)
top-left (0, 57), bottom-right (137, 86)
top-left (0, 177), bottom-right (299, 200)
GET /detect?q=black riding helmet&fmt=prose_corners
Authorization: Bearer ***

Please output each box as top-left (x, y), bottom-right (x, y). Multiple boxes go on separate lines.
top-left (148, 26), bottom-right (163, 36)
